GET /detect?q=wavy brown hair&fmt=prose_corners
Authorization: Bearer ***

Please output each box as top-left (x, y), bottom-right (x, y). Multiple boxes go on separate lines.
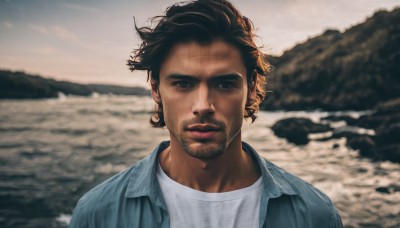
top-left (127, 0), bottom-right (271, 127)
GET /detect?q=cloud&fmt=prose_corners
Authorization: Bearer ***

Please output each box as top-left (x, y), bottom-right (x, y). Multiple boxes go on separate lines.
top-left (29, 24), bottom-right (79, 42)
top-left (27, 23), bottom-right (101, 52)
top-left (30, 46), bottom-right (58, 54)
top-left (234, 0), bottom-right (400, 55)
top-left (3, 21), bottom-right (13, 28)
top-left (50, 25), bottom-right (79, 42)
top-left (29, 24), bottom-right (49, 35)
top-left (62, 3), bottom-right (102, 13)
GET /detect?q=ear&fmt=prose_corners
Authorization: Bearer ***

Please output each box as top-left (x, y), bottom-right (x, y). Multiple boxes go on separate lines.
top-left (246, 77), bottom-right (256, 106)
top-left (151, 78), bottom-right (162, 104)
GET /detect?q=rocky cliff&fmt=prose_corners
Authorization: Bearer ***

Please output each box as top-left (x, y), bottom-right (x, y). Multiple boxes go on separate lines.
top-left (0, 70), bottom-right (149, 99)
top-left (263, 8), bottom-right (400, 111)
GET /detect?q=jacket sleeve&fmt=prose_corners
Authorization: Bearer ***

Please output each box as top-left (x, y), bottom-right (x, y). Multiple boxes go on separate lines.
top-left (69, 199), bottom-right (88, 228)
top-left (330, 208), bottom-right (343, 228)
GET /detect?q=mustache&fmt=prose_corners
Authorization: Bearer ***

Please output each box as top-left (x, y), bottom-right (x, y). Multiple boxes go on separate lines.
top-left (181, 117), bottom-right (226, 130)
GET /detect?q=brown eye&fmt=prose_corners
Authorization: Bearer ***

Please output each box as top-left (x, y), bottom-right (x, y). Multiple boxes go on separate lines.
top-left (173, 81), bottom-right (193, 89)
top-left (216, 81), bottom-right (235, 89)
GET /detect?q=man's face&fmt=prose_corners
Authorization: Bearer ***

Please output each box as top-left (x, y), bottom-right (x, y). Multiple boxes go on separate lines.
top-left (153, 40), bottom-right (253, 160)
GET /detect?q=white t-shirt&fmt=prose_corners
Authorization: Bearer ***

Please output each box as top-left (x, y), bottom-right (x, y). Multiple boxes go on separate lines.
top-left (157, 163), bottom-right (262, 228)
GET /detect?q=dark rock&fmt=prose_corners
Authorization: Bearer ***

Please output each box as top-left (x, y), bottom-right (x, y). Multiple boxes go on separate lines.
top-left (376, 187), bottom-right (390, 194)
top-left (376, 184), bottom-right (400, 194)
top-left (375, 123), bottom-right (400, 145)
top-left (347, 99), bottom-right (400, 163)
top-left (376, 144), bottom-right (400, 163)
top-left (320, 115), bottom-right (357, 125)
top-left (355, 114), bottom-right (400, 130)
top-left (0, 70), bottom-right (150, 99)
top-left (353, 99), bottom-right (400, 130)
top-left (271, 118), bottom-right (331, 145)
top-left (271, 118), bottom-right (309, 145)
top-left (347, 135), bottom-right (376, 158)
top-left (332, 143), bottom-right (340, 149)
top-left (374, 98), bottom-right (400, 115)
top-left (330, 126), bottom-right (365, 140)
top-left (374, 168), bottom-right (388, 176)
top-left (355, 115), bottom-right (390, 129)
top-left (262, 8), bottom-right (400, 111)
top-left (355, 167), bottom-right (368, 173)
top-left (391, 184), bottom-right (400, 192)
top-left (275, 117), bottom-right (332, 133)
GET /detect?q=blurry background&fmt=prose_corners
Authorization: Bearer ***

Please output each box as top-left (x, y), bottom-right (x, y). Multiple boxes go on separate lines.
top-left (1, 0), bottom-right (399, 227)
top-left (1, 0), bottom-right (399, 86)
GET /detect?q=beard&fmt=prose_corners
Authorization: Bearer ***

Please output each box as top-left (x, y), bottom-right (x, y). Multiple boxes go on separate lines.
top-left (181, 138), bottom-right (226, 160)
top-left (178, 117), bottom-right (228, 160)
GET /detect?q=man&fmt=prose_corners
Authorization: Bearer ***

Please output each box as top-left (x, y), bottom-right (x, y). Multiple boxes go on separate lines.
top-left (70, 0), bottom-right (343, 227)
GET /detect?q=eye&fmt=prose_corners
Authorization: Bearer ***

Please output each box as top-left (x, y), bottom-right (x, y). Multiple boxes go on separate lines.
top-left (172, 81), bottom-right (193, 89)
top-left (216, 81), bottom-right (235, 90)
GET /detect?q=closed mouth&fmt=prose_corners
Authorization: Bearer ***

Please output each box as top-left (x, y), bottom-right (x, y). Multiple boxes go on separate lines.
top-left (186, 124), bottom-right (221, 132)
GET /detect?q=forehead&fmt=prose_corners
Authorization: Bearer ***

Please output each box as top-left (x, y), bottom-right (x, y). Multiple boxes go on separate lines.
top-left (170, 40), bottom-right (238, 58)
top-left (159, 40), bottom-right (246, 79)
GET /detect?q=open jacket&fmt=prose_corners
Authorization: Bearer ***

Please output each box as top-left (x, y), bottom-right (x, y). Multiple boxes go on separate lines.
top-left (70, 141), bottom-right (343, 228)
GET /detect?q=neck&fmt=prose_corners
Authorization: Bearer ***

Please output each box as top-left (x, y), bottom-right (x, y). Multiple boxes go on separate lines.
top-left (159, 135), bottom-right (261, 193)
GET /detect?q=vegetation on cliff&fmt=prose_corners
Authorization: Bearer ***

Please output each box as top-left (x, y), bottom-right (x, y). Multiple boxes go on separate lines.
top-left (0, 70), bottom-right (149, 99)
top-left (263, 8), bottom-right (400, 110)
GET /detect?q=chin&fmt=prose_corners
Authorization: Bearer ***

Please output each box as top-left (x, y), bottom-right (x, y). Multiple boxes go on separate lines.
top-left (183, 141), bottom-right (226, 160)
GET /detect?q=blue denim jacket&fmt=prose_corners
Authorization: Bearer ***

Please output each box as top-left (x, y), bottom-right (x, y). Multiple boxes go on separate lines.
top-left (70, 141), bottom-right (343, 228)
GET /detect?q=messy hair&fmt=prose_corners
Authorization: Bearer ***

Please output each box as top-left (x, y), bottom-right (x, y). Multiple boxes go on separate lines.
top-left (127, 0), bottom-right (270, 127)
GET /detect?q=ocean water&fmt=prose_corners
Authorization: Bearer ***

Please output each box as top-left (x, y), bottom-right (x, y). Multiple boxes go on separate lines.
top-left (0, 96), bottom-right (399, 227)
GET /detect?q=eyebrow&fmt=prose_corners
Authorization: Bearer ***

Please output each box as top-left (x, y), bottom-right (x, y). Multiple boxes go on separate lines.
top-left (212, 74), bottom-right (244, 81)
top-left (165, 73), bottom-right (244, 81)
top-left (166, 74), bottom-right (197, 80)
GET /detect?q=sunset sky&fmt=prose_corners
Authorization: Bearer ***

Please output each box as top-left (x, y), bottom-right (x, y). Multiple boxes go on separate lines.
top-left (0, 0), bottom-right (399, 87)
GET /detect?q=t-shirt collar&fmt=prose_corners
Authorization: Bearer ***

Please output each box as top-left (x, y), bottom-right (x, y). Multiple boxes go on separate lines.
top-left (125, 141), bottom-right (297, 201)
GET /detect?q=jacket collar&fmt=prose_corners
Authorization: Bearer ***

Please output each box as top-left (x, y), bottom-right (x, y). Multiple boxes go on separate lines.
top-left (125, 141), bottom-right (170, 209)
top-left (125, 141), bottom-right (297, 202)
top-left (242, 141), bottom-right (298, 197)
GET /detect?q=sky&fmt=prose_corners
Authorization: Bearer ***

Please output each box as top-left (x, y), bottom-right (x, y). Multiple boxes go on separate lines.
top-left (0, 0), bottom-right (399, 87)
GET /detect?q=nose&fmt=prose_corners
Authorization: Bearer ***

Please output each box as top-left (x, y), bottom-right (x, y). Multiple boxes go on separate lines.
top-left (192, 84), bottom-right (215, 116)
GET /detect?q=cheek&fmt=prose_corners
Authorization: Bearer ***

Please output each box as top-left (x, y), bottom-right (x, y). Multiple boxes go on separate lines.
top-left (161, 93), bottom-right (188, 130)
top-left (218, 91), bottom-right (247, 113)
top-left (216, 94), bottom-right (246, 125)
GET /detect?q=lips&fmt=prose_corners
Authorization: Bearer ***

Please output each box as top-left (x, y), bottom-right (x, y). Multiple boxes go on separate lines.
top-left (187, 124), bottom-right (221, 132)
top-left (186, 124), bottom-right (221, 139)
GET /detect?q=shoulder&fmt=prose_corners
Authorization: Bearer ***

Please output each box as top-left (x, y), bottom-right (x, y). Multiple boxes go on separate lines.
top-left (263, 158), bottom-right (343, 227)
top-left (265, 158), bottom-right (332, 204)
top-left (69, 142), bottom-right (169, 227)
top-left (69, 159), bottom-right (144, 227)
